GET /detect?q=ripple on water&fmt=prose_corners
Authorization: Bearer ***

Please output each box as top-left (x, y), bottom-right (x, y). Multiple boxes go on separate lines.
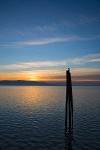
top-left (0, 86), bottom-right (100, 150)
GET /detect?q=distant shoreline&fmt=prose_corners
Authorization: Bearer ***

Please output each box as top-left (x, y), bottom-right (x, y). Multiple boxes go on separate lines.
top-left (0, 80), bottom-right (100, 86)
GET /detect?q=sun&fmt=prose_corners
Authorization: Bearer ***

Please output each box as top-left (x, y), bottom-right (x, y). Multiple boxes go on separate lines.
top-left (29, 77), bottom-right (38, 81)
top-left (29, 76), bottom-right (39, 81)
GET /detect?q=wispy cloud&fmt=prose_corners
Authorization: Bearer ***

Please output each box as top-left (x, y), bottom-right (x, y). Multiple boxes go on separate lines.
top-left (78, 15), bottom-right (99, 24)
top-left (71, 68), bottom-right (100, 76)
top-left (0, 53), bottom-right (100, 71)
top-left (0, 53), bottom-right (100, 82)
top-left (0, 36), bottom-right (76, 47)
top-left (35, 15), bottom-right (99, 32)
top-left (19, 37), bottom-right (73, 46)
top-left (20, 35), bottom-right (100, 46)
top-left (75, 53), bottom-right (100, 64)
top-left (0, 60), bottom-right (66, 70)
top-left (0, 35), bottom-right (100, 47)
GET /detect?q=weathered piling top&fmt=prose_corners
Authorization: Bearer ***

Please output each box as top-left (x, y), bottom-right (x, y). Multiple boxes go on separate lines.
top-left (66, 68), bottom-right (72, 86)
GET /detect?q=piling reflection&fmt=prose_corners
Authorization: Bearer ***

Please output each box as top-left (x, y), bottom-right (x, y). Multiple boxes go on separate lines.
top-left (65, 68), bottom-right (73, 150)
top-left (65, 130), bottom-right (73, 150)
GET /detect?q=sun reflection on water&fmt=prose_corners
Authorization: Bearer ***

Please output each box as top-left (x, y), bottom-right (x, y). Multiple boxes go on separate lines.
top-left (0, 86), bottom-right (65, 117)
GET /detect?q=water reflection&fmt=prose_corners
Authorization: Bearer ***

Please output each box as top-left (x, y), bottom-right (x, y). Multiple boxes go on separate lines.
top-left (0, 86), bottom-right (100, 149)
top-left (65, 130), bottom-right (73, 150)
top-left (0, 86), bottom-right (66, 150)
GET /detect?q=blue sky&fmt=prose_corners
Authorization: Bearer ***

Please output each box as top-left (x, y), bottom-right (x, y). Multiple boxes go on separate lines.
top-left (0, 0), bottom-right (100, 82)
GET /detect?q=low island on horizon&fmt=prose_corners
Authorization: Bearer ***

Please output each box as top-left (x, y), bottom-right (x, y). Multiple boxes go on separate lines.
top-left (0, 80), bottom-right (99, 86)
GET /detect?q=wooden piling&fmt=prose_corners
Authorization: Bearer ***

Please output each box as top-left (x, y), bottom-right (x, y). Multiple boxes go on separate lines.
top-left (65, 68), bottom-right (73, 149)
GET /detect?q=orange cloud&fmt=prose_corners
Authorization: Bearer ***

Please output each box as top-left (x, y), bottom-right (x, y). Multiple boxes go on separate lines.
top-left (0, 72), bottom-right (30, 81)
top-left (0, 68), bottom-right (100, 83)
top-left (0, 70), bottom-right (65, 82)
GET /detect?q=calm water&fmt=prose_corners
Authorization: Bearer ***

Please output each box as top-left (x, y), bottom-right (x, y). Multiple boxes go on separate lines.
top-left (0, 86), bottom-right (100, 150)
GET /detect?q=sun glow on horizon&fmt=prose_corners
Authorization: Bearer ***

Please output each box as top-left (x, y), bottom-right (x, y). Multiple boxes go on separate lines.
top-left (29, 76), bottom-right (40, 81)
top-left (0, 68), bottom-right (100, 83)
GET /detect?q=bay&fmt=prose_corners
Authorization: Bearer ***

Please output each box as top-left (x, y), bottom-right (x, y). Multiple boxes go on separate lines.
top-left (0, 86), bottom-right (100, 150)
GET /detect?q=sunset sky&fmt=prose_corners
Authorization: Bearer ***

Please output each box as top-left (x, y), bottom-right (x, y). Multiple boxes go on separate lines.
top-left (0, 0), bottom-right (100, 83)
